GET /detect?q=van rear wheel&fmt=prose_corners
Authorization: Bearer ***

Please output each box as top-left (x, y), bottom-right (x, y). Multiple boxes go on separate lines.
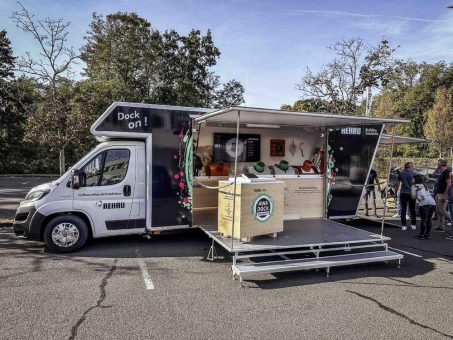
top-left (44, 215), bottom-right (89, 253)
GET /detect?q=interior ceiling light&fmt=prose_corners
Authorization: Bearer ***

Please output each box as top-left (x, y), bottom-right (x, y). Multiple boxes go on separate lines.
top-left (246, 123), bottom-right (280, 129)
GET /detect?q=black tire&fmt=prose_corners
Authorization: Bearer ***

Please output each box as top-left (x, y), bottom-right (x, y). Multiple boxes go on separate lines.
top-left (44, 215), bottom-right (89, 253)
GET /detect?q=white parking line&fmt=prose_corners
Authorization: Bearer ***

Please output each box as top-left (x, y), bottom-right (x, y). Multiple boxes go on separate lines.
top-left (21, 177), bottom-right (41, 185)
top-left (389, 246), bottom-right (423, 258)
top-left (135, 247), bottom-right (155, 290)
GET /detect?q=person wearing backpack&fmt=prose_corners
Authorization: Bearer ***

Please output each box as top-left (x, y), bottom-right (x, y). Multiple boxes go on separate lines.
top-left (411, 174), bottom-right (436, 240)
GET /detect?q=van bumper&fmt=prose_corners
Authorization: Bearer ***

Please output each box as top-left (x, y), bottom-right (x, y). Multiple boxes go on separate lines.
top-left (13, 204), bottom-right (45, 241)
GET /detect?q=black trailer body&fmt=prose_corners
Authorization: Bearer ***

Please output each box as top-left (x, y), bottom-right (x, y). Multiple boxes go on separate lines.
top-left (91, 102), bottom-right (213, 229)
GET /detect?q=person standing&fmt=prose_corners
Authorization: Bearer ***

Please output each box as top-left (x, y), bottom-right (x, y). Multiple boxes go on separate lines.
top-left (448, 174), bottom-right (453, 239)
top-left (364, 168), bottom-right (381, 216)
top-left (396, 162), bottom-right (416, 230)
top-left (432, 159), bottom-right (444, 220)
top-left (412, 174), bottom-right (436, 239)
top-left (433, 159), bottom-right (452, 233)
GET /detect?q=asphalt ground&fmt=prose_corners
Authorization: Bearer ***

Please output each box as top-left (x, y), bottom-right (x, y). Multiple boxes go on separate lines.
top-left (1, 177), bottom-right (453, 339)
top-left (0, 176), bottom-right (58, 218)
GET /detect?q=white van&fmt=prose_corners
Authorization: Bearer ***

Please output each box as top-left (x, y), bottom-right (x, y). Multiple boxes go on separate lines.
top-left (13, 103), bottom-right (211, 252)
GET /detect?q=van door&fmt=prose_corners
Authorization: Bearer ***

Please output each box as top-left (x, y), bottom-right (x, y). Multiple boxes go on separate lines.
top-left (74, 145), bottom-right (143, 236)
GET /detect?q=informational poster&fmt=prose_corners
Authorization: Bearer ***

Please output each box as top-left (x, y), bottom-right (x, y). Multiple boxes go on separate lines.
top-left (327, 124), bottom-right (383, 218)
top-left (213, 133), bottom-right (261, 162)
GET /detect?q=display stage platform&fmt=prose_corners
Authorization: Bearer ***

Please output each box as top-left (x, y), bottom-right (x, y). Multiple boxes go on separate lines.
top-left (199, 218), bottom-right (401, 285)
top-left (199, 218), bottom-right (389, 253)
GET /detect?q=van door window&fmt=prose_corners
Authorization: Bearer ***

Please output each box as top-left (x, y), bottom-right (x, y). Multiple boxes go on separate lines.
top-left (81, 149), bottom-right (130, 187)
top-left (83, 152), bottom-right (105, 186)
top-left (101, 149), bottom-right (130, 185)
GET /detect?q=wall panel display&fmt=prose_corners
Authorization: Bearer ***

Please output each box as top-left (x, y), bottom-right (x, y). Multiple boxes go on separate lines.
top-left (327, 124), bottom-right (383, 218)
top-left (213, 133), bottom-right (260, 162)
top-left (283, 177), bottom-right (324, 219)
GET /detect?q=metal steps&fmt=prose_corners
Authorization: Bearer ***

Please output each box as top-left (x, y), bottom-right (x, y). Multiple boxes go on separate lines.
top-left (232, 250), bottom-right (403, 285)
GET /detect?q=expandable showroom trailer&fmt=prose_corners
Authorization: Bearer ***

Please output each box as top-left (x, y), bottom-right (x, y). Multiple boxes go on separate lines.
top-left (13, 102), bottom-right (409, 283)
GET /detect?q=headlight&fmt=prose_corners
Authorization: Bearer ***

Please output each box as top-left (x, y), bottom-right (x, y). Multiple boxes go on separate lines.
top-left (24, 190), bottom-right (49, 202)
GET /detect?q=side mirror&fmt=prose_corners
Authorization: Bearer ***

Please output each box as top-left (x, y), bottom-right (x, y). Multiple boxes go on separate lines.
top-left (70, 169), bottom-right (80, 189)
top-left (70, 169), bottom-right (86, 189)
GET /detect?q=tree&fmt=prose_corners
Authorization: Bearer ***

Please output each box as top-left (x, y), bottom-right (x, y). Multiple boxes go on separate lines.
top-left (296, 38), bottom-right (396, 114)
top-left (0, 29), bottom-right (18, 172)
top-left (11, 2), bottom-right (80, 174)
top-left (281, 98), bottom-right (332, 112)
top-left (0, 30), bottom-right (15, 79)
top-left (81, 12), bottom-right (241, 108)
top-left (425, 88), bottom-right (453, 158)
top-left (373, 61), bottom-right (453, 156)
top-left (81, 12), bottom-right (158, 101)
top-left (213, 79), bottom-right (244, 108)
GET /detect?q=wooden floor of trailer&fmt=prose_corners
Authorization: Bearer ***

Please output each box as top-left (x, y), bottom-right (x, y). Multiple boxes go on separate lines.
top-left (198, 218), bottom-right (390, 253)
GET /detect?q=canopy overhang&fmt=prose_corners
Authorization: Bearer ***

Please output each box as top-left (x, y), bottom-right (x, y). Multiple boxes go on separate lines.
top-left (380, 134), bottom-right (427, 145)
top-left (194, 106), bottom-right (409, 128)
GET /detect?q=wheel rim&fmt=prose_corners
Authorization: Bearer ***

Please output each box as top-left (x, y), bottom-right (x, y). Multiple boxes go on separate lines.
top-left (51, 223), bottom-right (79, 247)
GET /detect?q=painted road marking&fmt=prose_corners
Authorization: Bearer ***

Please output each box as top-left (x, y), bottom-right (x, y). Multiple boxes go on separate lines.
top-left (135, 247), bottom-right (155, 290)
top-left (21, 177), bottom-right (41, 185)
top-left (389, 247), bottom-right (423, 258)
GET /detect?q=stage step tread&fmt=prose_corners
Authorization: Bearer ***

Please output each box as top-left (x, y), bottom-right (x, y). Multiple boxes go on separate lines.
top-left (233, 250), bottom-right (403, 276)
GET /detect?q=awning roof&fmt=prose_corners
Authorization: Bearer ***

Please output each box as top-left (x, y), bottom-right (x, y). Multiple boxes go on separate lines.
top-left (194, 106), bottom-right (409, 128)
top-left (380, 134), bottom-right (427, 144)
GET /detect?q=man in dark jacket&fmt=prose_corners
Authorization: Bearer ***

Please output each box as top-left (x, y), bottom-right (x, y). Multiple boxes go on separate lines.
top-left (396, 162), bottom-right (416, 230)
top-left (434, 159), bottom-right (452, 233)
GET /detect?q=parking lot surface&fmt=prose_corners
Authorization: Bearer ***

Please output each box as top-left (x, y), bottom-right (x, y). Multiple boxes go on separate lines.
top-left (0, 176), bottom-right (58, 218)
top-left (1, 177), bottom-right (453, 339)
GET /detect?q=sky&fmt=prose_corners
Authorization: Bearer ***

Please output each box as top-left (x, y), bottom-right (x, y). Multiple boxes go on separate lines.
top-left (1, 0), bottom-right (453, 108)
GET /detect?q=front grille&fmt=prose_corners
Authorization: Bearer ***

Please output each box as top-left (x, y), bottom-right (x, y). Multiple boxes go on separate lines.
top-left (15, 212), bottom-right (29, 222)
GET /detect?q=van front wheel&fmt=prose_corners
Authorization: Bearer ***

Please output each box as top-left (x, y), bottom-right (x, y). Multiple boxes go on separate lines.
top-left (44, 215), bottom-right (89, 253)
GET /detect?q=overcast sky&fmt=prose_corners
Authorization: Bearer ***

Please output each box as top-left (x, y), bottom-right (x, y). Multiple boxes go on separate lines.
top-left (1, 0), bottom-right (453, 108)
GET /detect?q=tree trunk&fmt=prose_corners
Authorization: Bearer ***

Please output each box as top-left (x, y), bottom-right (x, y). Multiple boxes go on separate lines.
top-left (59, 148), bottom-right (65, 175)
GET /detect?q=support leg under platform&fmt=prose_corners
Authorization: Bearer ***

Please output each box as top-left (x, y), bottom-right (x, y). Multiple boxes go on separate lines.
top-left (207, 239), bottom-right (218, 261)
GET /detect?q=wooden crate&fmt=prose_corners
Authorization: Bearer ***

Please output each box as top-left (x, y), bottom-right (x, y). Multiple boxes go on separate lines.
top-left (218, 180), bottom-right (284, 241)
top-left (282, 177), bottom-right (324, 219)
top-left (192, 177), bottom-right (228, 209)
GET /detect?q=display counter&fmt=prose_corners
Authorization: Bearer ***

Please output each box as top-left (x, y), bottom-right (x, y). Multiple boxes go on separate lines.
top-left (218, 179), bottom-right (284, 242)
top-left (280, 175), bottom-right (324, 220)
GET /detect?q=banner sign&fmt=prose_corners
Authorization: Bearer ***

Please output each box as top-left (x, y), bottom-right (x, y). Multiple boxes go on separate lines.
top-left (95, 106), bottom-right (153, 133)
top-left (327, 124), bottom-right (383, 218)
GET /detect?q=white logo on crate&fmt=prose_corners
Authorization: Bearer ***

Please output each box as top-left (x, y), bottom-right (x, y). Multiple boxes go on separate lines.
top-left (251, 194), bottom-right (273, 222)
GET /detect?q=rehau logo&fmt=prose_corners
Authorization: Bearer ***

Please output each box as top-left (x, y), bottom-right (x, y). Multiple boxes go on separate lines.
top-left (341, 127), bottom-right (361, 135)
top-left (96, 201), bottom-right (125, 209)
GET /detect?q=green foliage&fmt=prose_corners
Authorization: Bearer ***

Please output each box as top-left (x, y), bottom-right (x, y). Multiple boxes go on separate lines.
top-left (281, 98), bottom-right (333, 112)
top-left (373, 61), bottom-right (453, 157)
top-left (425, 87), bottom-right (453, 158)
top-left (0, 30), bottom-right (15, 79)
top-left (213, 80), bottom-right (245, 108)
top-left (1, 9), bottom-right (245, 174)
top-left (81, 12), bottom-right (241, 108)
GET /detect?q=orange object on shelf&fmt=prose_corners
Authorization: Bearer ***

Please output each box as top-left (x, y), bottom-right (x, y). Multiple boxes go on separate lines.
top-left (210, 161), bottom-right (229, 176)
top-left (302, 160), bottom-right (314, 173)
